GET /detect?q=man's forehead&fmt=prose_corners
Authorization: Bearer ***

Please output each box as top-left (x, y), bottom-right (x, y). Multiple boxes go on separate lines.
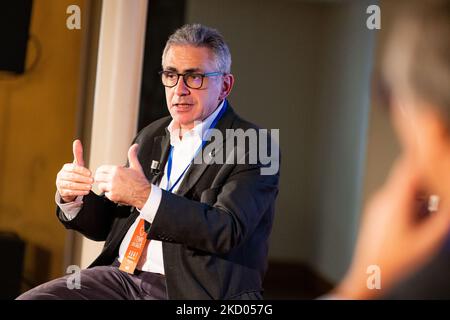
top-left (163, 45), bottom-right (216, 71)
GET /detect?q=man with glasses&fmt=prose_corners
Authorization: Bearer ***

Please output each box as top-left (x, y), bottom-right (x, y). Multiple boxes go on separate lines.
top-left (18, 24), bottom-right (280, 300)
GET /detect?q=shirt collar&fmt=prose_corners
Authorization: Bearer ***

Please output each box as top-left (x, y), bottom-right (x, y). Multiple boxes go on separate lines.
top-left (167, 99), bottom-right (225, 145)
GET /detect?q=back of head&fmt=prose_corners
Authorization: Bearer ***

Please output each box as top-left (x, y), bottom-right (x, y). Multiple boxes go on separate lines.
top-left (383, 0), bottom-right (450, 127)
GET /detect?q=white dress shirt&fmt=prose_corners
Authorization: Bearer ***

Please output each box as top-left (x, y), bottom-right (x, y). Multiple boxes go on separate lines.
top-left (57, 100), bottom-right (225, 274)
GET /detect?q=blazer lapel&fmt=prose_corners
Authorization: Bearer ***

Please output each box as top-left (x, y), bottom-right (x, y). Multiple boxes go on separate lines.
top-left (175, 105), bottom-right (236, 196)
top-left (144, 131), bottom-right (171, 185)
top-left (142, 130), bottom-right (171, 233)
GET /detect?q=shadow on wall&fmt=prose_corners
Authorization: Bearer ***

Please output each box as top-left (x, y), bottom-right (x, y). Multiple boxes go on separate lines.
top-left (21, 241), bottom-right (51, 295)
top-left (0, 232), bottom-right (53, 299)
top-left (0, 232), bottom-right (25, 299)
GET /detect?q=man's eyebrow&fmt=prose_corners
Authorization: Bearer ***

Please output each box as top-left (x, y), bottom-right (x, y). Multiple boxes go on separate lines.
top-left (164, 67), bottom-right (177, 72)
top-left (183, 68), bottom-right (202, 73)
top-left (163, 67), bottom-right (202, 73)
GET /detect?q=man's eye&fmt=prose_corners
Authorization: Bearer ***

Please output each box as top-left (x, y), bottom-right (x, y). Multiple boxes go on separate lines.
top-left (189, 74), bottom-right (202, 81)
top-left (165, 72), bottom-right (177, 79)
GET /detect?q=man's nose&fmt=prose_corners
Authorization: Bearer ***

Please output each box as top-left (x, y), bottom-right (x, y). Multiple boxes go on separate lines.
top-left (174, 76), bottom-right (190, 96)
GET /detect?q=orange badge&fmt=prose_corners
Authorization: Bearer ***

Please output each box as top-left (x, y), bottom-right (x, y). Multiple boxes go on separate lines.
top-left (119, 219), bottom-right (148, 273)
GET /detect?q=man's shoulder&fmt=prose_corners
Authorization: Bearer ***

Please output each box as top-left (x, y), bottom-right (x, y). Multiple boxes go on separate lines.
top-left (232, 115), bottom-right (261, 131)
top-left (228, 105), bottom-right (262, 131)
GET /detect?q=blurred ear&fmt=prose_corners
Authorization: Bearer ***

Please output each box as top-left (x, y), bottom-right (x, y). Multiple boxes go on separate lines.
top-left (417, 106), bottom-right (450, 152)
top-left (219, 73), bottom-right (234, 100)
top-left (391, 98), bottom-right (419, 155)
top-left (413, 105), bottom-right (450, 192)
top-left (398, 100), bottom-right (450, 173)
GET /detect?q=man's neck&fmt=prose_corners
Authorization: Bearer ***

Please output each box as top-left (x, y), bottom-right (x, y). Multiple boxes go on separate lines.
top-left (177, 124), bottom-right (193, 140)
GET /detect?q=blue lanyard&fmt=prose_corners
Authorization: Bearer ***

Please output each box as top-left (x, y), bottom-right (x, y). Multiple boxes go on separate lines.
top-left (166, 101), bottom-right (227, 193)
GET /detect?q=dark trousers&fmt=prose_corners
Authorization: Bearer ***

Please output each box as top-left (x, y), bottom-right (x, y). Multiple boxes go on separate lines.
top-left (16, 261), bottom-right (167, 300)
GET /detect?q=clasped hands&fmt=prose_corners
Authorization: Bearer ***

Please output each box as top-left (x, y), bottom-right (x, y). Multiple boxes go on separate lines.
top-left (56, 140), bottom-right (151, 209)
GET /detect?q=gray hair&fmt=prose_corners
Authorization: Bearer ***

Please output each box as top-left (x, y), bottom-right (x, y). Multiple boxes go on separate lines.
top-left (162, 24), bottom-right (232, 73)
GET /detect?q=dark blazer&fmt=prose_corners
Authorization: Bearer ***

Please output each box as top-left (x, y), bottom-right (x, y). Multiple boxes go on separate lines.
top-left (57, 104), bottom-right (280, 299)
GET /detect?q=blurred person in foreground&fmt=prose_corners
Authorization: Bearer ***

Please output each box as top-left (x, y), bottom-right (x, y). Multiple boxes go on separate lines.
top-left (332, 0), bottom-right (450, 299)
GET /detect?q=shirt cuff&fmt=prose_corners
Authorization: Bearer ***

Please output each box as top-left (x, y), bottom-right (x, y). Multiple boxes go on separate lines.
top-left (55, 192), bottom-right (84, 221)
top-left (138, 184), bottom-right (162, 223)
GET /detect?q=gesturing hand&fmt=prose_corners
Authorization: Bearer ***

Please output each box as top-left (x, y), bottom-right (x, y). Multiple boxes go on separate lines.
top-left (94, 144), bottom-right (151, 209)
top-left (56, 140), bottom-right (94, 203)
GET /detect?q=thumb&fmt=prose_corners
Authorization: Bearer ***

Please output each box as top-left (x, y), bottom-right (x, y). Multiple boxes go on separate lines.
top-left (128, 144), bottom-right (142, 171)
top-left (73, 139), bottom-right (84, 167)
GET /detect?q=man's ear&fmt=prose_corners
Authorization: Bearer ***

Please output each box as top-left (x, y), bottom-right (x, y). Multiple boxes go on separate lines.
top-left (219, 74), bottom-right (234, 100)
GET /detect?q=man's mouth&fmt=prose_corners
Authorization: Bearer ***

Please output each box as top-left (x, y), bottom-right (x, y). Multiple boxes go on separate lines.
top-left (173, 103), bottom-right (193, 109)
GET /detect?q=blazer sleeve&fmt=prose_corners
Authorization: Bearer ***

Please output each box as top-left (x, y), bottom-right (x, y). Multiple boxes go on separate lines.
top-left (56, 191), bottom-right (117, 241)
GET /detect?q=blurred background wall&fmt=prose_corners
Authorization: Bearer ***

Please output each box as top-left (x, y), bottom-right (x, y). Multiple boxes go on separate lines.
top-left (0, 0), bottom-right (87, 293)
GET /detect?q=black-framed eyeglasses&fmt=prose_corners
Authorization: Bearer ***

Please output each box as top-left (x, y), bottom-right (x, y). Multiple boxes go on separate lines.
top-left (159, 70), bottom-right (224, 89)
